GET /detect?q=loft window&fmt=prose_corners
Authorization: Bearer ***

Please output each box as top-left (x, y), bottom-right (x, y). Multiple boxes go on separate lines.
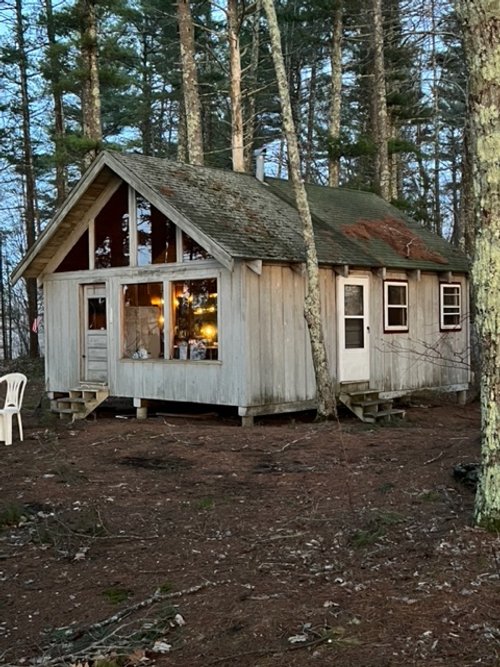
top-left (136, 195), bottom-right (177, 265)
top-left (440, 283), bottom-right (462, 331)
top-left (172, 279), bottom-right (218, 360)
top-left (182, 232), bottom-right (213, 261)
top-left (55, 230), bottom-right (89, 272)
top-left (384, 281), bottom-right (408, 332)
top-left (94, 183), bottom-right (129, 268)
top-left (122, 282), bottom-right (164, 359)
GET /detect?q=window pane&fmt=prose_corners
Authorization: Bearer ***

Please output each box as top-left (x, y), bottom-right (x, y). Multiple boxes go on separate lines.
top-left (345, 285), bottom-right (364, 316)
top-left (137, 195), bottom-right (177, 265)
top-left (388, 307), bottom-right (407, 327)
top-left (444, 313), bottom-right (460, 326)
top-left (95, 183), bottom-right (130, 268)
top-left (182, 232), bottom-right (213, 261)
top-left (443, 289), bottom-right (459, 306)
top-left (345, 318), bottom-right (364, 348)
top-left (88, 297), bottom-right (106, 330)
top-left (388, 285), bottom-right (407, 305)
top-left (56, 230), bottom-right (89, 272)
top-left (172, 279), bottom-right (218, 360)
top-left (123, 283), bottom-right (164, 359)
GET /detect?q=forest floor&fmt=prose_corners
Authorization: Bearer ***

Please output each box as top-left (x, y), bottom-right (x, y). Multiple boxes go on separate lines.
top-left (0, 360), bottom-right (498, 667)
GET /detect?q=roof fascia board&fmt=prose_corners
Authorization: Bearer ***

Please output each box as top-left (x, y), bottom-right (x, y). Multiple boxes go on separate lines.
top-left (106, 153), bottom-right (234, 272)
top-left (12, 153), bottom-right (111, 284)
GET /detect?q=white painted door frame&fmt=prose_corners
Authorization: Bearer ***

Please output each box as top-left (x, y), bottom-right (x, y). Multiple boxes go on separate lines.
top-left (81, 283), bottom-right (108, 383)
top-left (337, 275), bottom-right (370, 382)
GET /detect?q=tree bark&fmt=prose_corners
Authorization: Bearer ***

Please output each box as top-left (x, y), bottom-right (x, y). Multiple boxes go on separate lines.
top-left (458, 0), bottom-right (500, 530)
top-left (371, 0), bottom-right (390, 201)
top-left (177, 0), bottom-right (204, 166)
top-left (328, 3), bottom-right (343, 188)
top-left (262, 0), bottom-right (336, 420)
top-left (15, 0), bottom-right (39, 358)
top-left (45, 0), bottom-right (68, 206)
top-left (79, 0), bottom-right (102, 169)
top-left (228, 0), bottom-right (245, 172)
top-left (244, 0), bottom-right (261, 173)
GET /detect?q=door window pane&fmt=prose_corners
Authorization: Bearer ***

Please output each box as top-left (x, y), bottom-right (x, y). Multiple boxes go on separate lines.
top-left (345, 318), bottom-right (364, 348)
top-left (345, 285), bottom-right (364, 316)
top-left (88, 297), bottom-right (106, 330)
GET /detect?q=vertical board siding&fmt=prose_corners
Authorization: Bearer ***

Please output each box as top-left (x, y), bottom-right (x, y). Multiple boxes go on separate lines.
top-left (44, 264), bottom-right (469, 409)
top-left (45, 280), bottom-right (81, 389)
top-left (371, 272), bottom-right (469, 391)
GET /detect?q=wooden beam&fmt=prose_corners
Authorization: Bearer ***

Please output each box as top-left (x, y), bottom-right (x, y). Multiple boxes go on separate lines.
top-left (372, 267), bottom-right (386, 279)
top-left (291, 262), bottom-right (306, 276)
top-left (246, 259), bottom-right (262, 275)
top-left (334, 264), bottom-right (349, 277)
top-left (410, 269), bottom-right (421, 281)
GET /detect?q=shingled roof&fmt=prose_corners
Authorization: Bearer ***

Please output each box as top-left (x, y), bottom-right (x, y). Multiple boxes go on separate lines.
top-left (13, 151), bottom-right (468, 281)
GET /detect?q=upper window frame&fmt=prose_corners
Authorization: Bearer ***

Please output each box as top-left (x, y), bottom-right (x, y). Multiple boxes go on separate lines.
top-left (383, 280), bottom-right (409, 333)
top-left (439, 282), bottom-right (462, 331)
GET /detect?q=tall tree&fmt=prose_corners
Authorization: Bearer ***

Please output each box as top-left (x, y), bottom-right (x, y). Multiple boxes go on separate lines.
top-left (262, 0), bottom-right (336, 420)
top-left (328, 2), bottom-right (343, 188)
top-left (228, 0), bottom-right (245, 172)
top-left (44, 0), bottom-right (68, 206)
top-left (14, 0), bottom-right (39, 357)
top-left (371, 0), bottom-right (390, 200)
top-left (458, 0), bottom-right (500, 529)
top-left (177, 0), bottom-right (204, 165)
top-left (78, 0), bottom-right (102, 168)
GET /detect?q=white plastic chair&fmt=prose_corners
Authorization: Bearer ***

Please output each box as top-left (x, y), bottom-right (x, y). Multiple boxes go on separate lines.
top-left (0, 373), bottom-right (27, 446)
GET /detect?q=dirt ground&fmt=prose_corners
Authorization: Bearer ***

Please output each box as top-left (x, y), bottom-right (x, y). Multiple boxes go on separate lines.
top-left (0, 365), bottom-right (498, 667)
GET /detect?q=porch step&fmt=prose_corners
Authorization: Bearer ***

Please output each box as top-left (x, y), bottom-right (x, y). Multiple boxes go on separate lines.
top-left (50, 385), bottom-right (109, 422)
top-left (339, 388), bottom-right (406, 424)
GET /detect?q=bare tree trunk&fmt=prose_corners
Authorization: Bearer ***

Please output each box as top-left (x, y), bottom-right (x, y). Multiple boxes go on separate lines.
top-left (328, 3), bottom-right (343, 188)
top-left (228, 0), bottom-right (245, 172)
top-left (458, 0), bottom-right (500, 530)
top-left (303, 62), bottom-right (317, 182)
top-left (262, 0), bottom-right (336, 420)
top-left (177, 0), bottom-right (204, 166)
top-left (79, 0), bottom-right (102, 169)
top-left (177, 96), bottom-right (188, 163)
top-left (45, 0), bottom-right (68, 206)
top-left (244, 0), bottom-right (261, 173)
top-left (371, 0), bottom-right (390, 201)
top-left (15, 0), bottom-right (39, 358)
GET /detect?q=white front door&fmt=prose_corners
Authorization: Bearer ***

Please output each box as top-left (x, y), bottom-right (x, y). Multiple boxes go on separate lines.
top-left (82, 284), bottom-right (108, 383)
top-left (337, 276), bottom-right (370, 382)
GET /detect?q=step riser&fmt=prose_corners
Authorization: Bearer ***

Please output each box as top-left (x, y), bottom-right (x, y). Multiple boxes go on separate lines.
top-left (50, 386), bottom-right (109, 422)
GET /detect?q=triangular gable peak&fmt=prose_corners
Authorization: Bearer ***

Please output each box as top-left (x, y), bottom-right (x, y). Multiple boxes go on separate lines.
top-left (13, 152), bottom-right (233, 283)
top-left (50, 181), bottom-right (217, 275)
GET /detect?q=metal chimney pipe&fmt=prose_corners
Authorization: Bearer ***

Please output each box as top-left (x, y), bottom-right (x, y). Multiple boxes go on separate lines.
top-left (255, 149), bottom-right (266, 182)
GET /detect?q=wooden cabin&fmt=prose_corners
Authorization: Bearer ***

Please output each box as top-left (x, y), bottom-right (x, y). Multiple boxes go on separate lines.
top-left (13, 151), bottom-right (470, 424)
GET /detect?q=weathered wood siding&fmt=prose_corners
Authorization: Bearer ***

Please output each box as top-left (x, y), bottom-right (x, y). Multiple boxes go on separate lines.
top-left (43, 260), bottom-right (245, 406)
top-left (43, 261), bottom-right (469, 410)
top-left (371, 271), bottom-right (470, 393)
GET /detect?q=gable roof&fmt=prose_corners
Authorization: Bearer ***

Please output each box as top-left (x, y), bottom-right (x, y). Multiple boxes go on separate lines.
top-left (13, 151), bottom-right (468, 282)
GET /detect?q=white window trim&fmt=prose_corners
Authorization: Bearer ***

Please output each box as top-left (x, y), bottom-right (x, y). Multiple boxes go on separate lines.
top-left (440, 283), bottom-right (462, 331)
top-left (384, 280), bottom-right (409, 332)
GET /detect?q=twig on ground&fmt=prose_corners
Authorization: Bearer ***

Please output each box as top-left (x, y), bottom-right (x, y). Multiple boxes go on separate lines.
top-left (423, 450), bottom-right (444, 465)
top-left (268, 432), bottom-right (314, 454)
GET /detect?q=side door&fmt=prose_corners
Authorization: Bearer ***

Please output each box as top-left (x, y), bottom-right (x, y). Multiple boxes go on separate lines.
top-left (82, 284), bottom-right (108, 383)
top-left (337, 276), bottom-right (370, 382)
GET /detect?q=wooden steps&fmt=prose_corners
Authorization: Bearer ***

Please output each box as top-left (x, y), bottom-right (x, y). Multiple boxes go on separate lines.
top-left (339, 387), bottom-right (405, 424)
top-left (50, 384), bottom-right (109, 422)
